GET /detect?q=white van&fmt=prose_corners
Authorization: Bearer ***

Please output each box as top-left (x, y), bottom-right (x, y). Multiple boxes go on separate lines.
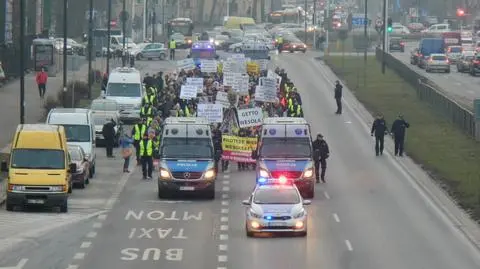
top-left (105, 67), bottom-right (143, 123)
top-left (46, 108), bottom-right (96, 176)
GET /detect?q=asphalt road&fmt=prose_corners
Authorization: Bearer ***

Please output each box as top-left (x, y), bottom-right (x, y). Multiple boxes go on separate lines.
top-left (390, 42), bottom-right (480, 109)
top-left (1, 51), bottom-right (480, 269)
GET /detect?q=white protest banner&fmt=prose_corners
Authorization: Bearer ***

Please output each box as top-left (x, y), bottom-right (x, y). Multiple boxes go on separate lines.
top-left (186, 77), bottom-right (204, 93)
top-left (237, 107), bottom-right (263, 128)
top-left (215, 91), bottom-right (238, 107)
top-left (259, 77), bottom-right (276, 89)
top-left (200, 59), bottom-right (217, 73)
top-left (176, 58), bottom-right (196, 71)
top-left (255, 85), bottom-right (276, 102)
top-left (197, 104), bottom-right (223, 123)
top-left (267, 70), bottom-right (282, 86)
top-left (223, 72), bottom-right (238, 87)
top-left (233, 73), bottom-right (249, 94)
top-left (180, 85), bottom-right (198, 99)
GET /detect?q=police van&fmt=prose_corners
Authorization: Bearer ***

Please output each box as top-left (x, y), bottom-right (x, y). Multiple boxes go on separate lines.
top-left (158, 117), bottom-right (217, 199)
top-left (252, 117), bottom-right (315, 198)
top-left (242, 42), bottom-right (271, 60)
top-left (104, 67), bottom-right (144, 123)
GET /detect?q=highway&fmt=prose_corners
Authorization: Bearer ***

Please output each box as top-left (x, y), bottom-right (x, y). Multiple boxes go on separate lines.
top-left (0, 51), bottom-right (480, 269)
top-left (390, 42), bottom-right (480, 109)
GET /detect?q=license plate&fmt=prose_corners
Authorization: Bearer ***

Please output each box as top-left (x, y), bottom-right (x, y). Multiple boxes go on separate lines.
top-left (268, 222), bottom-right (286, 227)
top-left (179, 186), bottom-right (195, 191)
top-left (27, 199), bottom-right (44, 204)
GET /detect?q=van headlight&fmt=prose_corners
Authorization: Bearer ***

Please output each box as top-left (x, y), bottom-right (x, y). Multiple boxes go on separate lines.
top-left (8, 184), bottom-right (25, 191)
top-left (133, 104), bottom-right (141, 110)
top-left (204, 169), bottom-right (216, 180)
top-left (259, 168), bottom-right (269, 178)
top-left (159, 168), bottom-right (171, 179)
top-left (293, 209), bottom-right (305, 218)
top-left (249, 209), bottom-right (262, 218)
top-left (303, 168), bottom-right (314, 178)
top-left (51, 185), bottom-right (66, 192)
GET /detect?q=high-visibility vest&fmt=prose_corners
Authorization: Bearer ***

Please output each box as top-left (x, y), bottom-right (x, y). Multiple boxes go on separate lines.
top-left (278, 37), bottom-right (283, 44)
top-left (144, 95), bottom-right (155, 104)
top-left (139, 139), bottom-right (153, 156)
top-left (149, 87), bottom-right (157, 95)
top-left (169, 40), bottom-right (176, 49)
top-left (184, 106), bottom-right (190, 117)
top-left (291, 105), bottom-right (302, 116)
top-left (134, 124), bottom-right (147, 140)
top-left (287, 98), bottom-right (293, 109)
top-left (141, 106), bottom-right (153, 116)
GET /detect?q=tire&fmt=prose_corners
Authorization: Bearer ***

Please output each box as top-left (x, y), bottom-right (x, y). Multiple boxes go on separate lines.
top-left (68, 183), bottom-right (72, 193)
top-left (158, 186), bottom-right (169, 199)
top-left (137, 53), bottom-right (143, 60)
top-left (426, 68), bottom-right (430, 72)
top-left (159, 53), bottom-right (166, 60)
top-left (86, 177), bottom-right (90, 184)
top-left (59, 200), bottom-right (68, 213)
top-left (91, 164), bottom-right (96, 176)
top-left (446, 69), bottom-right (450, 73)
top-left (457, 66), bottom-right (461, 72)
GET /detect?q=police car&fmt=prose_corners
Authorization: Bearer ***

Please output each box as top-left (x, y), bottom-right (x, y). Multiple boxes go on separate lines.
top-left (242, 177), bottom-right (311, 237)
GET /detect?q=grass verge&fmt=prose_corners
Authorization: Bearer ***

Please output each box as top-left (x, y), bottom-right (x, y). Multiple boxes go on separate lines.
top-left (325, 56), bottom-right (480, 222)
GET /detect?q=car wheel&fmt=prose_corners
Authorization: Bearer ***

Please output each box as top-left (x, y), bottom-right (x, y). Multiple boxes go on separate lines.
top-left (158, 186), bottom-right (170, 199)
top-left (426, 68), bottom-right (430, 72)
top-left (90, 164), bottom-right (95, 177)
top-left (159, 53), bottom-right (166, 60)
top-left (5, 201), bottom-right (14, 211)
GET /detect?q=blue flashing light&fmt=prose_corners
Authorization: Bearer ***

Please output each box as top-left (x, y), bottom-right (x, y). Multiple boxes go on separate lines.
top-left (266, 216), bottom-right (272, 220)
top-left (257, 177), bottom-right (267, 184)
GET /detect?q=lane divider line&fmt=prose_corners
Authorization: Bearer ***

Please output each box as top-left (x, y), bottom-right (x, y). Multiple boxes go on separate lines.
top-left (65, 265), bottom-right (79, 269)
top-left (333, 213), bottom-right (340, 223)
top-left (86, 231), bottom-right (97, 238)
top-left (222, 193), bottom-right (229, 199)
top-left (222, 186), bottom-right (230, 192)
top-left (73, 253), bottom-right (85, 260)
top-left (79, 241), bottom-right (91, 248)
top-left (324, 191), bottom-right (331, 200)
top-left (345, 240), bottom-right (353, 251)
top-left (92, 222), bottom-right (103, 229)
top-left (217, 179), bottom-right (230, 269)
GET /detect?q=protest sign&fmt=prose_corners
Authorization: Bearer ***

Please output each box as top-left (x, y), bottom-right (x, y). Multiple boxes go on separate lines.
top-left (221, 135), bottom-right (257, 163)
top-left (197, 104), bottom-right (223, 123)
top-left (176, 58), bottom-right (195, 71)
top-left (255, 85), bottom-right (276, 102)
top-left (179, 85), bottom-right (198, 99)
top-left (223, 72), bottom-right (238, 86)
top-left (247, 62), bottom-right (260, 73)
top-left (237, 107), bottom-right (263, 128)
top-left (254, 59), bottom-right (268, 71)
top-left (215, 91), bottom-right (238, 107)
top-left (186, 77), bottom-right (204, 93)
top-left (200, 59), bottom-right (217, 73)
top-left (233, 73), bottom-right (249, 94)
top-left (259, 77), bottom-right (276, 88)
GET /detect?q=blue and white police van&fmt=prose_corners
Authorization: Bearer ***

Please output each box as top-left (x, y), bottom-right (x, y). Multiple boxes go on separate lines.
top-left (252, 117), bottom-right (315, 198)
top-left (158, 117), bottom-right (217, 199)
top-left (187, 41), bottom-right (219, 67)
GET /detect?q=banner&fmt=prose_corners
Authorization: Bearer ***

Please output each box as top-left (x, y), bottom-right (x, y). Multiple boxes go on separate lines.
top-left (221, 135), bottom-right (257, 163)
top-left (237, 107), bottom-right (263, 128)
top-left (197, 104), bottom-right (223, 123)
top-left (180, 85), bottom-right (197, 99)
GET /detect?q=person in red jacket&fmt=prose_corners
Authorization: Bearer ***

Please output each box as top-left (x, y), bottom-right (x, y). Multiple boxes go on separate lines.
top-left (35, 67), bottom-right (48, 98)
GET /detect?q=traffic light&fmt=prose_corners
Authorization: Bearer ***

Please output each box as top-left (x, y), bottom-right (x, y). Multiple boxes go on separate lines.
top-left (387, 18), bottom-right (393, 32)
top-left (456, 8), bottom-right (465, 17)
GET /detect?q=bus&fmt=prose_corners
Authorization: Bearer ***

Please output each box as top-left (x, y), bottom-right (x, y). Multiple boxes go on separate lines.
top-left (167, 18), bottom-right (194, 45)
top-left (93, 28), bottom-right (122, 56)
top-left (268, 9), bottom-right (300, 24)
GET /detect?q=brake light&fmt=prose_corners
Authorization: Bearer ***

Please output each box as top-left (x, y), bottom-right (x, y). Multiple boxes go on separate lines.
top-left (474, 60), bottom-right (480, 64)
top-left (400, 42), bottom-right (405, 46)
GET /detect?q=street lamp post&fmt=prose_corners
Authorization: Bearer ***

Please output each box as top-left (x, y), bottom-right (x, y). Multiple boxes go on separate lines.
top-left (19, 0), bottom-right (25, 123)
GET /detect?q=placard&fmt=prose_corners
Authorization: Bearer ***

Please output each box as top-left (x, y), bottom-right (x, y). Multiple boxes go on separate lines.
top-left (186, 77), bottom-right (204, 93)
top-left (197, 104), bottom-right (223, 123)
top-left (237, 107), bottom-right (263, 128)
top-left (180, 85), bottom-right (198, 99)
top-left (215, 91), bottom-right (238, 107)
top-left (200, 59), bottom-right (217, 73)
top-left (255, 85), bottom-right (276, 102)
top-left (176, 58), bottom-right (196, 71)
top-left (223, 72), bottom-right (238, 87)
top-left (234, 73), bottom-right (249, 94)
top-left (254, 59), bottom-right (268, 71)
top-left (259, 77), bottom-right (276, 88)
top-left (247, 62), bottom-right (259, 73)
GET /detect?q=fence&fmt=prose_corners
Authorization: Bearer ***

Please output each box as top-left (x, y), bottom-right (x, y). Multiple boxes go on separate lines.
top-left (375, 48), bottom-right (476, 138)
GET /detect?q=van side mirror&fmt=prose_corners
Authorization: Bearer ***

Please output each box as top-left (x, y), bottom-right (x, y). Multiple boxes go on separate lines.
top-left (303, 200), bottom-right (311, 205)
top-left (251, 150), bottom-right (257, 159)
top-left (69, 163), bottom-right (77, 172)
top-left (1, 161), bottom-right (8, 172)
top-left (242, 200), bottom-right (251, 205)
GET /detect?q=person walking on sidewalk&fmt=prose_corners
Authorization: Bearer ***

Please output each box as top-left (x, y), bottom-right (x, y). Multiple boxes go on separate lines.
top-left (36, 67), bottom-right (48, 98)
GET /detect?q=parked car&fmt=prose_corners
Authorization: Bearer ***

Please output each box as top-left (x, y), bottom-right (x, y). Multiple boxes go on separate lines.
top-left (425, 53), bottom-right (450, 73)
top-left (68, 145), bottom-right (90, 189)
top-left (456, 51), bottom-right (475, 72)
top-left (214, 35), bottom-right (230, 50)
top-left (130, 43), bottom-right (167, 60)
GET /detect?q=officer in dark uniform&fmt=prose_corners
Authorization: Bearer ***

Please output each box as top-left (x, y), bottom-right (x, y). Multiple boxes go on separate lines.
top-left (212, 127), bottom-right (222, 173)
top-left (371, 114), bottom-right (388, 156)
top-left (102, 118), bottom-right (117, 158)
top-left (390, 115), bottom-right (410, 157)
top-left (334, 80), bottom-right (343, 114)
top-left (139, 133), bottom-right (154, 179)
top-left (312, 134), bottom-right (330, 183)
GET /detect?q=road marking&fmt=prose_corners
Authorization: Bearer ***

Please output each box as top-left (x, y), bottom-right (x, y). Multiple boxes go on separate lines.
top-left (222, 186), bottom-right (230, 192)
top-left (221, 200), bottom-right (229, 206)
top-left (345, 121), bottom-right (352, 124)
top-left (218, 255), bottom-right (228, 262)
top-left (92, 222), bottom-right (103, 228)
top-left (80, 241), bottom-right (91, 248)
top-left (221, 208), bottom-right (229, 214)
top-left (220, 216), bottom-right (228, 222)
top-left (97, 214), bottom-right (107, 220)
top-left (86, 231), bottom-right (97, 238)
top-left (223, 174), bottom-right (230, 178)
top-left (222, 180), bottom-right (230, 185)
top-left (73, 253), bottom-right (85, 260)
top-left (218, 244), bottom-right (228, 251)
top-left (222, 193), bottom-right (229, 199)
top-left (220, 225), bottom-right (229, 231)
top-left (0, 258), bottom-right (28, 269)
top-left (65, 265), bottom-right (79, 269)
top-left (333, 213), bottom-right (340, 222)
top-left (105, 164), bottom-right (136, 210)
top-left (324, 191), bottom-right (330, 199)
top-left (219, 234), bottom-right (228, 240)
top-left (345, 240), bottom-right (353, 251)
top-left (217, 267), bottom-right (227, 269)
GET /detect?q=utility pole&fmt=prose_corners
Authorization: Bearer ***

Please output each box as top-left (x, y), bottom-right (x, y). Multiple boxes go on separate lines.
top-left (87, 0), bottom-right (93, 99)
top-left (144, 0), bottom-right (148, 40)
top-left (363, 0), bottom-right (368, 63)
top-left (152, 11), bottom-right (156, 42)
top-left (227, 0), bottom-right (230, 17)
top-left (63, 0), bottom-right (68, 106)
top-left (303, 0), bottom-right (307, 44)
top-left (381, 0), bottom-right (388, 74)
top-left (107, 0), bottom-right (112, 74)
top-left (122, 0), bottom-right (127, 67)
top-left (313, 0), bottom-right (316, 49)
top-left (19, 0), bottom-right (25, 123)
top-left (325, 0), bottom-right (330, 55)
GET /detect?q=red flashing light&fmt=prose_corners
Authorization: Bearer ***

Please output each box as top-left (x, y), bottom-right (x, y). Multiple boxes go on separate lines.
top-left (456, 8), bottom-right (465, 17)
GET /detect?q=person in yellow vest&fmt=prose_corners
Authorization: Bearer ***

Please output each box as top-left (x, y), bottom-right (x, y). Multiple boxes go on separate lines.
top-left (140, 104), bottom-right (155, 125)
top-left (277, 35), bottom-right (284, 53)
top-left (169, 38), bottom-right (176, 60)
top-left (289, 99), bottom-right (303, 117)
top-left (131, 118), bottom-right (147, 165)
top-left (139, 133), bottom-right (154, 179)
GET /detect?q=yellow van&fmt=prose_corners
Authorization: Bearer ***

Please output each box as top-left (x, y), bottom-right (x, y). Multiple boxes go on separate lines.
top-left (0, 124), bottom-right (76, 212)
top-left (224, 16), bottom-right (255, 29)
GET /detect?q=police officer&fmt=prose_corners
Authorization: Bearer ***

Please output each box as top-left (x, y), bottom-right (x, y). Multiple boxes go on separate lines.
top-left (371, 114), bottom-right (388, 156)
top-left (169, 38), bottom-right (176, 60)
top-left (312, 134), bottom-right (330, 183)
top-left (131, 118), bottom-right (147, 165)
top-left (142, 88), bottom-right (157, 106)
top-left (276, 35), bottom-right (283, 53)
top-left (288, 99), bottom-right (303, 117)
top-left (212, 127), bottom-right (222, 173)
top-left (390, 115), bottom-right (410, 157)
top-left (334, 80), bottom-right (343, 114)
top-left (140, 104), bottom-right (155, 125)
top-left (139, 133), bottom-right (154, 179)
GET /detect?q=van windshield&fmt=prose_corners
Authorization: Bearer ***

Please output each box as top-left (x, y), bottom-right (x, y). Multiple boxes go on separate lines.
top-left (260, 137), bottom-right (312, 158)
top-left (107, 83), bottom-right (141, 97)
top-left (11, 149), bottom-right (65, 169)
top-left (161, 137), bottom-right (213, 159)
top-left (63, 125), bottom-right (91, 142)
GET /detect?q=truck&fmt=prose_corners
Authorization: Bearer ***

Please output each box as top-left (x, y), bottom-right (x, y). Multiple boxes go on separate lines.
top-left (251, 117), bottom-right (315, 198)
top-left (158, 117), bottom-right (217, 199)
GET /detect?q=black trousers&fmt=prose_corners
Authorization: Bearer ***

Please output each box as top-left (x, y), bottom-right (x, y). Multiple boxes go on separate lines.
top-left (375, 135), bottom-right (384, 155)
top-left (134, 140), bottom-right (140, 162)
top-left (141, 156), bottom-right (153, 177)
top-left (38, 83), bottom-right (46, 97)
top-left (394, 136), bottom-right (405, 156)
top-left (105, 138), bottom-right (114, 157)
top-left (170, 49), bottom-right (175, 60)
top-left (314, 159), bottom-right (327, 180)
top-left (335, 97), bottom-right (342, 114)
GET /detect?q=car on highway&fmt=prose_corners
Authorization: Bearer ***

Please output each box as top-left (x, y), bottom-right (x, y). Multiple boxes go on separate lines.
top-left (456, 51), bottom-right (476, 72)
top-left (389, 37), bottom-right (405, 52)
top-left (281, 37), bottom-right (307, 53)
top-left (417, 38), bottom-right (445, 68)
top-left (407, 22), bottom-right (425, 32)
top-left (129, 43), bottom-right (167, 60)
top-left (446, 46), bottom-right (463, 64)
top-left (242, 178), bottom-right (310, 237)
top-left (425, 53), bottom-right (450, 73)
top-left (68, 145), bottom-right (91, 189)
top-left (468, 53), bottom-right (480, 76)
top-left (213, 35), bottom-right (230, 50)
top-left (391, 24), bottom-right (410, 34)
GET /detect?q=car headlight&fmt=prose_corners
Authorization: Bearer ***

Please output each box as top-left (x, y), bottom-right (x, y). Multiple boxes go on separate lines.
top-left (187, 39), bottom-right (192, 43)
top-left (293, 209), bottom-right (305, 218)
top-left (51, 185), bottom-right (66, 192)
top-left (133, 104), bottom-right (141, 110)
top-left (159, 168), bottom-right (171, 179)
top-left (249, 209), bottom-right (262, 218)
top-left (303, 168), bottom-right (313, 178)
top-left (8, 184), bottom-right (26, 191)
top-left (215, 41), bottom-right (220, 45)
top-left (209, 38), bottom-right (214, 43)
top-left (259, 168), bottom-right (269, 178)
top-left (204, 169), bottom-right (216, 180)
top-left (293, 45), bottom-right (296, 48)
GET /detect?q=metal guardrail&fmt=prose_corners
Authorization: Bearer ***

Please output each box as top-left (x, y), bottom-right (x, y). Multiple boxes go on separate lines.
top-left (375, 48), bottom-right (476, 138)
